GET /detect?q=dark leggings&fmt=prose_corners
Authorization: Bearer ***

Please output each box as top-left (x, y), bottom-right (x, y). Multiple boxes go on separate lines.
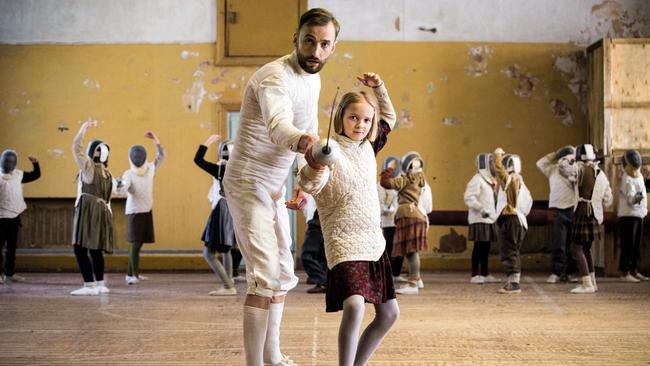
top-left (73, 245), bottom-right (104, 283)
top-left (382, 227), bottom-right (403, 276)
top-left (471, 241), bottom-right (491, 276)
top-left (571, 242), bottom-right (594, 277)
top-left (618, 217), bottom-right (643, 273)
top-left (231, 248), bottom-right (243, 277)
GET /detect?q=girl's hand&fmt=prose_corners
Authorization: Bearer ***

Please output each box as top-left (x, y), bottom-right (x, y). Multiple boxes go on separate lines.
top-left (357, 72), bottom-right (383, 88)
top-left (144, 131), bottom-right (160, 144)
top-left (204, 134), bottom-right (221, 146)
top-left (494, 147), bottom-right (505, 156)
top-left (79, 120), bottom-right (96, 135)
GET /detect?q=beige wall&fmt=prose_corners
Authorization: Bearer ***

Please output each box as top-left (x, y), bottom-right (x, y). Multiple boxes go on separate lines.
top-left (1, 41), bottom-right (588, 258)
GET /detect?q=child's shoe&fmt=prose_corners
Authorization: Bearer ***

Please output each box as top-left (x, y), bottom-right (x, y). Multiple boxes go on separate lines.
top-left (546, 274), bottom-right (560, 284)
top-left (470, 275), bottom-right (485, 284)
top-left (209, 286), bottom-right (237, 296)
top-left (70, 282), bottom-right (99, 296)
top-left (396, 284), bottom-right (419, 295)
top-left (96, 280), bottom-right (110, 294)
top-left (621, 273), bottom-right (641, 283)
top-left (498, 282), bottom-right (521, 294)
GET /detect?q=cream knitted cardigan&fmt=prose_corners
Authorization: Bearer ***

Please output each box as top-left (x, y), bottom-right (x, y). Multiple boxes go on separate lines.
top-left (299, 134), bottom-right (385, 269)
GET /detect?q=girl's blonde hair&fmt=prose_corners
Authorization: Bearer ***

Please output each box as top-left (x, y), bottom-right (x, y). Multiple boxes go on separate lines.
top-left (333, 91), bottom-right (378, 142)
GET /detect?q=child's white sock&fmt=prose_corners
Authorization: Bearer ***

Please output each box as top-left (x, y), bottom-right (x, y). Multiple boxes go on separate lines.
top-left (511, 272), bottom-right (521, 284)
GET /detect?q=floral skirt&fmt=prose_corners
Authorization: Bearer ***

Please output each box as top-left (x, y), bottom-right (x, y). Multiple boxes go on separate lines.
top-left (326, 251), bottom-right (396, 312)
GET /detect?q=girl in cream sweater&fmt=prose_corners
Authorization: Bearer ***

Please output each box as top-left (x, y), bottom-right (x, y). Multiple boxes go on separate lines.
top-left (299, 72), bottom-right (398, 366)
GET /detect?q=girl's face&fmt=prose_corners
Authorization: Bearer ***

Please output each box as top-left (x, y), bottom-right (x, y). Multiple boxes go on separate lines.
top-left (342, 102), bottom-right (374, 141)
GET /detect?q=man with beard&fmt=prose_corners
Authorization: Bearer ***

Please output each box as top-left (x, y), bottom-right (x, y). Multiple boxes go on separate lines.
top-left (222, 8), bottom-right (339, 366)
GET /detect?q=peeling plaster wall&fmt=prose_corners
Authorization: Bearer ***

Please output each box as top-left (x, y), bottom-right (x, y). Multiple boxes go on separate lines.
top-left (0, 44), bottom-right (253, 250)
top-left (310, 0), bottom-right (650, 45)
top-left (0, 0), bottom-right (216, 44)
top-left (1, 0), bottom-right (649, 260)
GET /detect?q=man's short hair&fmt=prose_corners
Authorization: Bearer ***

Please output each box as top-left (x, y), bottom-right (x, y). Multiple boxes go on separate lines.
top-left (297, 8), bottom-right (340, 38)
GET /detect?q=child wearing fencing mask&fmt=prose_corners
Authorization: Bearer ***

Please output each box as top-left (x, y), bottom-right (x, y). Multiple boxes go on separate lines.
top-left (114, 131), bottom-right (165, 285)
top-left (299, 72), bottom-right (398, 366)
top-left (493, 148), bottom-right (532, 294)
top-left (464, 153), bottom-right (499, 285)
top-left (377, 156), bottom-right (402, 280)
top-left (569, 144), bottom-right (612, 293)
top-left (0, 149), bottom-right (41, 284)
top-left (380, 151), bottom-right (429, 295)
top-left (194, 134), bottom-right (239, 296)
top-left (617, 149), bottom-right (647, 283)
top-left (70, 120), bottom-right (114, 296)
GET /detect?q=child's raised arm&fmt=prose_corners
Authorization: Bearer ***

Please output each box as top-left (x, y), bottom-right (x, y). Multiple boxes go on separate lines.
top-left (357, 72), bottom-right (396, 129)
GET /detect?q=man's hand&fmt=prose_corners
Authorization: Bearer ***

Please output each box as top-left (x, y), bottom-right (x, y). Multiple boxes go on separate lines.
top-left (285, 186), bottom-right (309, 210)
top-left (297, 134), bottom-right (318, 154)
top-left (28, 155), bottom-right (38, 163)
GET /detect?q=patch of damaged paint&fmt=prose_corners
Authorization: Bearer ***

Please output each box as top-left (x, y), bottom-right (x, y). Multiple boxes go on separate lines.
top-left (320, 102), bottom-right (334, 118)
top-left (575, 0), bottom-right (650, 46)
top-left (199, 122), bottom-right (212, 129)
top-left (398, 109), bottom-right (414, 129)
top-left (440, 75), bottom-right (448, 82)
top-left (198, 60), bottom-right (211, 69)
top-left (442, 117), bottom-right (462, 126)
top-left (57, 123), bottom-right (69, 133)
top-left (182, 70), bottom-right (207, 113)
top-left (180, 50), bottom-right (199, 59)
top-left (171, 77), bottom-right (181, 84)
top-left (553, 52), bottom-right (588, 113)
top-left (394, 16), bottom-right (400, 31)
top-left (47, 149), bottom-right (65, 159)
top-left (343, 53), bottom-right (353, 59)
top-left (426, 82), bottom-right (434, 93)
top-left (83, 79), bottom-right (101, 90)
top-left (505, 121), bottom-right (513, 129)
top-left (208, 92), bottom-right (222, 102)
top-left (501, 64), bottom-right (538, 98)
top-left (8, 108), bottom-right (20, 116)
top-left (438, 228), bottom-right (467, 254)
top-left (465, 45), bottom-right (493, 77)
top-left (549, 99), bottom-right (574, 127)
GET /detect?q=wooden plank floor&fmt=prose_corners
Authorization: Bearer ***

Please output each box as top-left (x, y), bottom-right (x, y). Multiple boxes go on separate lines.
top-left (1, 272), bottom-right (649, 365)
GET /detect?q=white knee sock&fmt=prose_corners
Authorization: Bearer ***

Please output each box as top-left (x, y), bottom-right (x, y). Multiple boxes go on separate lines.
top-left (263, 302), bottom-right (285, 364)
top-left (511, 272), bottom-right (521, 284)
top-left (590, 272), bottom-right (597, 291)
top-left (244, 305), bottom-right (270, 366)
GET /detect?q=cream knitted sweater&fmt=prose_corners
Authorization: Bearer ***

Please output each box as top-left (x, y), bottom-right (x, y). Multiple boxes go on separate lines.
top-left (299, 135), bottom-right (385, 269)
